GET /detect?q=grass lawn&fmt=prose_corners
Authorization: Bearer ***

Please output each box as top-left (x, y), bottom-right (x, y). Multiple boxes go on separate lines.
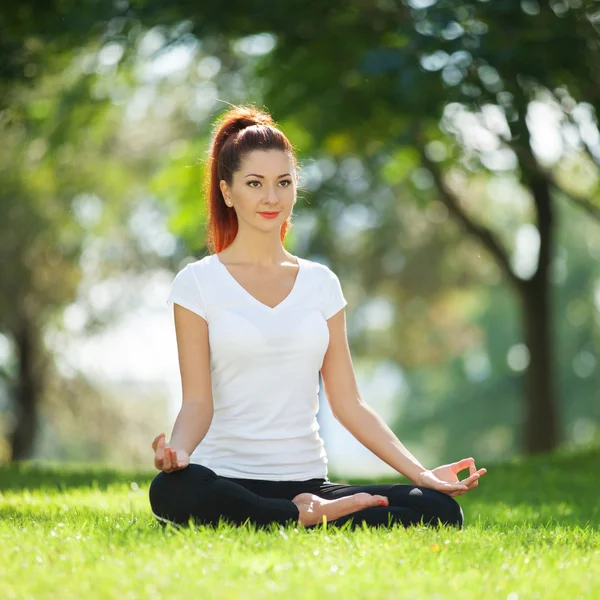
top-left (1, 444), bottom-right (599, 600)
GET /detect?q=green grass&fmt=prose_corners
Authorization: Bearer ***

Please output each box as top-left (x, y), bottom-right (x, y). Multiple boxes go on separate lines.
top-left (1, 444), bottom-right (599, 600)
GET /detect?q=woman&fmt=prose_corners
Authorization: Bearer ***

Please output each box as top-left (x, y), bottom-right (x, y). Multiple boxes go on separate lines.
top-left (149, 104), bottom-right (486, 530)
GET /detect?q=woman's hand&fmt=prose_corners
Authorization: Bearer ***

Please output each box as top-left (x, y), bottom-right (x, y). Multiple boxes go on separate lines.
top-left (415, 457), bottom-right (487, 497)
top-left (152, 433), bottom-right (190, 473)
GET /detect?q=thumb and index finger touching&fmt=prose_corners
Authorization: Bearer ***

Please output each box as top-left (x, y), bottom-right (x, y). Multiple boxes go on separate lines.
top-left (454, 457), bottom-right (487, 476)
top-left (453, 458), bottom-right (487, 489)
top-left (152, 432), bottom-right (166, 454)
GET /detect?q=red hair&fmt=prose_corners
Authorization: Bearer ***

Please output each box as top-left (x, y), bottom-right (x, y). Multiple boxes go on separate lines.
top-left (204, 104), bottom-right (298, 254)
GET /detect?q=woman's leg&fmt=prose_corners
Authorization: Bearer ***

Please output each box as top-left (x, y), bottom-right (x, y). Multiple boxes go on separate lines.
top-left (315, 481), bottom-right (464, 529)
top-left (149, 464), bottom-right (300, 528)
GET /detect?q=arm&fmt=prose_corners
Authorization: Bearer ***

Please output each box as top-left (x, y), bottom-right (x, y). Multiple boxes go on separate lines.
top-left (168, 303), bottom-right (214, 455)
top-left (320, 308), bottom-right (426, 485)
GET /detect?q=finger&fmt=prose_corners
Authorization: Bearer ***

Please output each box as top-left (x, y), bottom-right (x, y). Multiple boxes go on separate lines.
top-left (459, 479), bottom-right (480, 494)
top-left (460, 473), bottom-right (480, 486)
top-left (163, 447), bottom-right (172, 471)
top-left (465, 469), bottom-right (486, 484)
top-left (154, 443), bottom-right (164, 468)
top-left (156, 435), bottom-right (165, 456)
top-left (446, 482), bottom-right (468, 492)
top-left (454, 457), bottom-right (475, 474)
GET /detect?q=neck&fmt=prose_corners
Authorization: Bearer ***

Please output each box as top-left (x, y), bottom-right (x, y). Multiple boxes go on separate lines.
top-left (220, 228), bottom-right (291, 266)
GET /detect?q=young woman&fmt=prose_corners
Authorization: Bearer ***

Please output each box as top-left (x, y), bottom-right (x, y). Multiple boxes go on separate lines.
top-left (149, 104), bottom-right (486, 530)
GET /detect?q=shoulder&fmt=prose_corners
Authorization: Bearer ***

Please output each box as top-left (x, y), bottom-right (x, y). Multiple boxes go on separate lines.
top-left (299, 257), bottom-right (337, 278)
top-left (300, 258), bottom-right (342, 291)
top-left (174, 254), bottom-right (214, 278)
top-left (167, 255), bottom-right (215, 317)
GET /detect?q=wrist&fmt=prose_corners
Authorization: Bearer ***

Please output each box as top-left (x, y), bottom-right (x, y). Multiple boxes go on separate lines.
top-left (167, 439), bottom-right (188, 454)
top-left (406, 465), bottom-right (428, 485)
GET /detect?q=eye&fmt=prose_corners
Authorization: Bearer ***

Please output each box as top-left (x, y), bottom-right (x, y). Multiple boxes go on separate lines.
top-left (247, 179), bottom-right (293, 188)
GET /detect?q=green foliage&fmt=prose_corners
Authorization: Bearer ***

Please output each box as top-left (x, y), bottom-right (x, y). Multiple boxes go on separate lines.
top-left (3, 0), bottom-right (600, 464)
top-left (149, 137), bottom-right (210, 252)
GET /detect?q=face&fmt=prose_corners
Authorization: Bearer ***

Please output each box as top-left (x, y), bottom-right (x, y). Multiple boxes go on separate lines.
top-left (220, 149), bottom-right (297, 230)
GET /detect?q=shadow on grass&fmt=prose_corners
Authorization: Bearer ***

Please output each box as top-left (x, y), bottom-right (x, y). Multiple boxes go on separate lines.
top-left (0, 461), bottom-right (156, 492)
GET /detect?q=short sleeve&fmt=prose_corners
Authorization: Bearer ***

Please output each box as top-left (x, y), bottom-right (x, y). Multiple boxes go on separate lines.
top-left (323, 267), bottom-right (348, 320)
top-left (166, 265), bottom-right (207, 320)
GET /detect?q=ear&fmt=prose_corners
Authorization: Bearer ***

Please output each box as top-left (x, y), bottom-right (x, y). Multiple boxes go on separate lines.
top-left (219, 179), bottom-right (229, 200)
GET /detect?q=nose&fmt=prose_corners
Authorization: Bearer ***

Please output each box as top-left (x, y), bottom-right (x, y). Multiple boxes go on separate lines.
top-left (266, 183), bottom-right (280, 204)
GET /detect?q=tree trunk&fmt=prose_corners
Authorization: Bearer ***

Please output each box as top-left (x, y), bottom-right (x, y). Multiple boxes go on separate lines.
top-left (519, 175), bottom-right (561, 455)
top-left (416, 129), bottom-right (562, 455)
top-left (520, 282), bottom-right (560, 454)
top-left (8, 314), bottom-right (40, 461)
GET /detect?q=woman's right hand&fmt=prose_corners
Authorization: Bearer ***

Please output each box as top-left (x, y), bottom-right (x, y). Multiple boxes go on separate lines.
top-left (152, 433), bottom-right (190, 472)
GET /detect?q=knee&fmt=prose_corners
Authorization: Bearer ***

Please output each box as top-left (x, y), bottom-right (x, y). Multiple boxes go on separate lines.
top-left (428, 491), bottom-right (464, 529)
top-left (149, 473), bottom-right (175, 526)
top-left (149, 464), bottom-right (217, 526)
top-left (398, 487), bottom-right (463, 529)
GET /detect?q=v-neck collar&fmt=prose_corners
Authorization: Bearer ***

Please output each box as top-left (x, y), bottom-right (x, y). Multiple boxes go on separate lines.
top-left (213, 253), bottom-right (303, 312)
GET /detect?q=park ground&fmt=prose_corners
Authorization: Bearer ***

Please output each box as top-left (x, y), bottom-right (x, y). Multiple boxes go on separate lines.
top-left (1, 444), bottom-right (599, 599)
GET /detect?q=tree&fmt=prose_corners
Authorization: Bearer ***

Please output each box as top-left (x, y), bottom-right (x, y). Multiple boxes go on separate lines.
top-left (185, 0), bottom-right (600, 455)
top-left (118, 0), bottom-right (600, 455)
top-left (0, 49), bottom-right (161, 460)
top-left (4, 0), bottom-right (600, 458)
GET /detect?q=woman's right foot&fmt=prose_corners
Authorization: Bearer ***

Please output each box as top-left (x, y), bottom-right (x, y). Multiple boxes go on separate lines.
top-left (292, 492), bottom-right (389, 527)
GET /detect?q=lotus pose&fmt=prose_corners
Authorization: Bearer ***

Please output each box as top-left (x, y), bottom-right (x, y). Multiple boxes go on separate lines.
top-left (149, 104), bottom-right (486, 530)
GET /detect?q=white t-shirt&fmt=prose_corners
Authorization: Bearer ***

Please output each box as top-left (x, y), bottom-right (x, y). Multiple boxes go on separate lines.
top-left (165, 252), bottom-right (348, 481)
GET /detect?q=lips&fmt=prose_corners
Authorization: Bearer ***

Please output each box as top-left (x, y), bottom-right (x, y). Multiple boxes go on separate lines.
top-left (258, 212), bottom-right (280, 218)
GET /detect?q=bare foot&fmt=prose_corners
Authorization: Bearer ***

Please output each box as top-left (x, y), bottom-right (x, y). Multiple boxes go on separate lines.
top-left (292, 492), bottom-right (389, 527)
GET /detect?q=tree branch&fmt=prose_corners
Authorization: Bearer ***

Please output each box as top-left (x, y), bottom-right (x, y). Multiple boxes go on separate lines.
top-left (548, 175), bottom-right (600, 221)
top-left (414, 137), bottom-right (525, 294)
top-left (529, 173), bottom-right (553, 286)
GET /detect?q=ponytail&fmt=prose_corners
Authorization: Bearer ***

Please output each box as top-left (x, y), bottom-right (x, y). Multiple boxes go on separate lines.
top-left (204, 104), bottom-right (297, 254)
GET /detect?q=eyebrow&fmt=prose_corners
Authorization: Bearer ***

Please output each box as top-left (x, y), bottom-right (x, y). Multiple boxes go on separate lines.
top-left (244, 173), bottom-right (291, 178)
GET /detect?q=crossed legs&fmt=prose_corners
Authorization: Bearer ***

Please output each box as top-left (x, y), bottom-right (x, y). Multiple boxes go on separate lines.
top-left (149, 464), bottom-right (464, 530)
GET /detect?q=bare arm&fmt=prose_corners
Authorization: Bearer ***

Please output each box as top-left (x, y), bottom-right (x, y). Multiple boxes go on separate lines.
top-left (320, 308), bottom-right (426, 484)
top-left (331, 400), bottom-right (426, 484)
top-left (168, 303), bottom-right (214, 455)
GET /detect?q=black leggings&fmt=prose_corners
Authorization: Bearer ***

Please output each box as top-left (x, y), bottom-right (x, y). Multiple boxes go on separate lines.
top-left (149, 464), bottom-right (464, 530)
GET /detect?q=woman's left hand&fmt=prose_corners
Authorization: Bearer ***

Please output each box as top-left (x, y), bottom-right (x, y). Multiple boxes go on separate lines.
top-left (415, 458), bottom-right (487, 497)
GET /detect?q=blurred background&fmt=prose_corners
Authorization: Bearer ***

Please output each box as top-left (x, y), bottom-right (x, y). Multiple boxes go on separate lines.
top-left (1, 0), bottom-right (599, 477)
